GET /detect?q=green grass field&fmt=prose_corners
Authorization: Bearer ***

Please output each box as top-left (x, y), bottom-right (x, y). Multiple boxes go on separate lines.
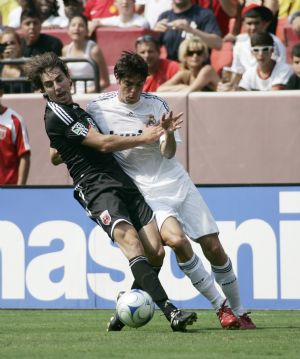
top-left (0, 309), bottom-right (299, 359)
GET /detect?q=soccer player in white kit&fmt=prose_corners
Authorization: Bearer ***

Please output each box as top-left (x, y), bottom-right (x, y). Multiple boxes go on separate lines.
top-left (87, 52), bottom-right (256, 330)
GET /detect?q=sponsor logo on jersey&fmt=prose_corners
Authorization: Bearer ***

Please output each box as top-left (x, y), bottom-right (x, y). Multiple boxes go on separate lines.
top-left (0, 126), bottom-right (7, 140)
top-left (100, 210), bottom-right (111, 226)
top-left (71, 122), bottom-right (87, 136)
top-left (127, 112), bottom-right (135, 117)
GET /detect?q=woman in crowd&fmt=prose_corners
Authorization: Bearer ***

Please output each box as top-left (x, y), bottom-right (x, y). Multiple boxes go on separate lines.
top-left (0, 29), bottom-right (31, 93)
top-left (62, 13), bottom-right (110, 93)
top-left (157, 36), bottom-right (220, 93)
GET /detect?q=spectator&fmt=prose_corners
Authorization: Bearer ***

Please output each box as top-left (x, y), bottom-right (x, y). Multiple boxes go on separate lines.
top-left (193, 0), bottom-right (239, 37)
top-left (84, 0), bottom-right (118, 20)
top-left (135, 0), bottom-right (172, 29)
top-left (88, 0), bottom-right (149, 36)
top-left (8, 0), bottom-right (34, 28)
top-left (235, 1), bottom-right (279, 34)
top-left (62, 13), bottom-right (110, 93)
top-left (63, 0), bottom-right (84, 21)
top-left (35, 0), bottom-right (69, 28)
top-left (238, 31), bottom-right (292, 90)
top-left (0, 29), bottom-right (32, 93)
top-left (218, 5), bottom-right (286, 90)
top-left (289, 10), bottom-right (300, 36)
top-left (157, 35), bottom-right (220, 92)
top-left (0, 80), bottom-right (31, 185)
top-left (20, 8), bottom-right (63, 57)
top-left (153, 0), bottom-right (222, 61)
top-left (286, 43), bottom-right (300, 89)
top-left (135, 34), bottom-right (179, 92)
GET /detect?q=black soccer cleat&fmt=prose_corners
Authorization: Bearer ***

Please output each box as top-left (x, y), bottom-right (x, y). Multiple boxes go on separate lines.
top-left (107, 313), bottom-right (125, 332)
top-left (170, 309), bottom-right (197, 332)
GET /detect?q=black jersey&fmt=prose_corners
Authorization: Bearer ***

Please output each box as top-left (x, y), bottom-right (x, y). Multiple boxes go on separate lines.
top-left (44, 99), bottom-right (132, 185)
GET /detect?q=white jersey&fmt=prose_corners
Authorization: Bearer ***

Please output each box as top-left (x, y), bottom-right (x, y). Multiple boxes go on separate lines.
top-left (239, 62), bottom-right (293, 91)
top-left (87, 92), bottom-right (189, 197)
top-left (231, 33), bottom-right (286, 75)
top-left (87, 91), bottom-right (218, 239)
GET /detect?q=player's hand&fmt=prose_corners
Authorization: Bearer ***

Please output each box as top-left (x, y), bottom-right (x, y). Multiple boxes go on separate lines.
top-left (160, 111), bottom-right (183, 133)
top-left (141, 124), bottom-right (164, 143)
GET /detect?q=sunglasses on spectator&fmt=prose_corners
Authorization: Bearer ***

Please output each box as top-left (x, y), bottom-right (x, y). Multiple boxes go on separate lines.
top-left (186, 50), bottom-right (203, 56)
top-left (251, 46), bottom-right (274, 54)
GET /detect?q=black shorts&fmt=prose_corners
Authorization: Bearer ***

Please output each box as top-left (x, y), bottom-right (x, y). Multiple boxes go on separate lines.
top-left (73, 172), bottom-right (153, 239)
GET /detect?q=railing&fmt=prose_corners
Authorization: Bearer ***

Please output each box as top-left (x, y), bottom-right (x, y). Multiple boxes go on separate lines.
top-left (0, 57), bottom-right (100, 94)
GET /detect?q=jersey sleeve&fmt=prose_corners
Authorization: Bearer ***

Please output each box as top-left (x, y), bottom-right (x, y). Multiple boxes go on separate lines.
top-left (46, 102), bottom-right (91, 146)
top-left (11, 112), bottom-right (31, 158)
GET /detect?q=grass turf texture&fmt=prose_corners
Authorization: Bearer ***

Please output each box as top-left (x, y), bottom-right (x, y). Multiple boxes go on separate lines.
top-left (0, 310), bottom-right (299, 359)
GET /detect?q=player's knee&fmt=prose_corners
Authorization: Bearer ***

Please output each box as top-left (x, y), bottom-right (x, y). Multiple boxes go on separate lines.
top-left (165, 233), bottom-right (187, 251)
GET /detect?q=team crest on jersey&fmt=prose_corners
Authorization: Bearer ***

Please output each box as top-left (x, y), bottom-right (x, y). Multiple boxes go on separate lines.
top-left (0, 126), bottom-right (7, 140)
top-left (100, 210), bottom-right (111, 226)
top-left (71, 122), bottom-right (87, 136)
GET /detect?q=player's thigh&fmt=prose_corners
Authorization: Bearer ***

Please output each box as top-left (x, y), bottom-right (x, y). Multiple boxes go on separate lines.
top-left (179, 183), bottom-right (219, 240)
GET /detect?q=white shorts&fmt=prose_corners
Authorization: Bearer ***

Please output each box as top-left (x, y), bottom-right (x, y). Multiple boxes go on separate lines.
top-left (144, 178), bottom-right (219, 241)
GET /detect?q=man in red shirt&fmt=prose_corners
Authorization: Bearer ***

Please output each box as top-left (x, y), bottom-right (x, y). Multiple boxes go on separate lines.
top-left (0, 81), bottom-right (31, 185)
top-left (135, 35), bottom-right (180, 92)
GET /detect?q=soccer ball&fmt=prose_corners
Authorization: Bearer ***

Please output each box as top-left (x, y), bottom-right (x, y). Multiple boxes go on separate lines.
top-left (116, 289), bottom-right (155, 328)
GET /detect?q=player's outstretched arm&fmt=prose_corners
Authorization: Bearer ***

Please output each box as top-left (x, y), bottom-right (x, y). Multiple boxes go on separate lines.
top-left (82, 125), bottom-right (164, 153)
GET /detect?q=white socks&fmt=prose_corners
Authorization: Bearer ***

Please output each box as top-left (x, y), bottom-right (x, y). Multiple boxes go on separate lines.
top-left (211, 258), bottom-right (245, 316)
top-left (178, 254), bottom-right (224, 310)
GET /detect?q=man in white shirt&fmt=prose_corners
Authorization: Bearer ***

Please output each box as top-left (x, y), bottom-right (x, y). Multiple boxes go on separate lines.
top-left (88, 51), bottom-right (256, 331)
top-left (219, 5), bottom-right (286, 91)
top-left (238, 31), bottom-right (292, 90)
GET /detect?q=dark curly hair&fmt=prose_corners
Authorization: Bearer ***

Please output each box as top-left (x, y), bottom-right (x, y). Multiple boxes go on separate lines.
top-left (24, 52), bottom-right (70, 91)
top-left (114, 51), bottom-right (148, 81)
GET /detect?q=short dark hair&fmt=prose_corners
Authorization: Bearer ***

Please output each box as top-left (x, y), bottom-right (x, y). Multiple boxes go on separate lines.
top-left (114, 51), bottom-right (148, 81)
top-left (292, 43), bottom-right (300, 58)
top-left (21, 8), bottom-right (42, 23)
top-left (244, 6), bottom-right (273, 23)
top-left (135, 34), bottom-right (160, 51)
top-left (24, 52), bottom-right (70, 91)
top-left (250, 31), bottom-right (274, 47)
top-left (69, 13), bottom-right (88, 27)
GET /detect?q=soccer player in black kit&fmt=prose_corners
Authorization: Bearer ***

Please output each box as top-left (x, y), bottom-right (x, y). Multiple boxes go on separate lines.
top-left (24, 52), bottom-right (197, 332)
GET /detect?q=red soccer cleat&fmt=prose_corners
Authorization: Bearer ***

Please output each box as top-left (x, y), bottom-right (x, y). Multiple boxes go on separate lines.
top-left (238, 312), bottom-right (256, 329)
top-left (217, 300), bottom-right (240, 329)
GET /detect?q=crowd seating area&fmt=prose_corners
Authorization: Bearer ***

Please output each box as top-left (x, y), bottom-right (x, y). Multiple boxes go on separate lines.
top-left (3, 91), bottom-right (300, 186)
top-left (38, 19), bottom-right (298, 78)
